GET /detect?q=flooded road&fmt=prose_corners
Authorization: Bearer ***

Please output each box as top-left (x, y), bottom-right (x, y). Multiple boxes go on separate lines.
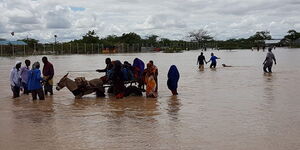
top-left (1, 48), bottom-right (300, 150)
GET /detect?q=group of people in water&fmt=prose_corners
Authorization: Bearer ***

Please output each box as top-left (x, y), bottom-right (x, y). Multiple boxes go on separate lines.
top-left (197, 52), bottom-right (221, 70)
top-left (9, 47), bottom-right (276, 100)
top-left (9, 57), bottom-right (54, 100)
top-left (10, 56), bottom-right (180, 100)
top-left (94, 57), bottom-right (179, 98)
top-left (197, 47), bottom-right (277, 73)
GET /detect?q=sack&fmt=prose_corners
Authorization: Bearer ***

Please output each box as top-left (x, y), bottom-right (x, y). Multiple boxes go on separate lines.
top-left (75, 77), bottom-right (88, 88)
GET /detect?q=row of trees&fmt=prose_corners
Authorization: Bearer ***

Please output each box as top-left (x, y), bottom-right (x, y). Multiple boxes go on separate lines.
top-left (3, 29), bottom-right (299, 51)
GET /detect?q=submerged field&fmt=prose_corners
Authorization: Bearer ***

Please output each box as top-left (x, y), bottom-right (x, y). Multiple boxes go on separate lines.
top-left (0, 48), bottom-right (300, 150)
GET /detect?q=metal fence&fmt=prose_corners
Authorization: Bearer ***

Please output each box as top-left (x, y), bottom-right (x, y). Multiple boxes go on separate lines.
top-left (0, 42), bottom-right (213, 56)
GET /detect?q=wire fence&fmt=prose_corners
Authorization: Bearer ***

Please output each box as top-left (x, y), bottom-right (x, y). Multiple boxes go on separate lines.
top-left (0, 42), bottom-right (215, 56)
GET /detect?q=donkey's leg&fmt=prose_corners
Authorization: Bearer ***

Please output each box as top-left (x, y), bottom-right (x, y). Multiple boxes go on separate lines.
top-left (96, 89), bottom-right (105, 97)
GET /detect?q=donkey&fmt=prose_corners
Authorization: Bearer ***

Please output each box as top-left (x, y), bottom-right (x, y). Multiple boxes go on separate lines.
top-left (56, 73), bottom-right (105, 99)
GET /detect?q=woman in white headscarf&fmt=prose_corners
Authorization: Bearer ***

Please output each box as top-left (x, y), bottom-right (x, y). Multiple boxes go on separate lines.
top-left (10, 61), bottom-right (22, 98)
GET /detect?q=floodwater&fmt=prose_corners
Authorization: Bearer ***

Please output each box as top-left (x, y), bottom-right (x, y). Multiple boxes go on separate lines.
top-left (1, 48), bottom-right (300, 150)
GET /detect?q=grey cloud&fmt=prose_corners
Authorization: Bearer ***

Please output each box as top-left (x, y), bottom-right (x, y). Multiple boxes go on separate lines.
top-left (137, 14), bottom-right (187, 30)
top-left (45, 6), bottom-right (72, 29)
top-left (0, 0), bottom-right (300, 42)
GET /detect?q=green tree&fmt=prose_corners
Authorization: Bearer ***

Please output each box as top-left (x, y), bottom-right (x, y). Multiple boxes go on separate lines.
top-left (119, 32), bottom-right (141, 44)
top-left (188, 29), bottom-right (213, 43)
top-left (284, 30), bottom-right (300, 40)
top-left (82, 30), bottom-right (100, 43)
top-left (248, 31), bottom-right (272, 41)
top-left (145, 35), bottom-right (159, 44)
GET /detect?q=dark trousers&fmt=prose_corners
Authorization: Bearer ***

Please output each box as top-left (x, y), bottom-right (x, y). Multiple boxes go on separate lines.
top-left (22, 82), bottom-right (30, 95)
top-left (32, 88), bottom-right (45, 100)
top-left (44, 83), bottom-right (53, 95)
top-left (11, 86), bottom-right (20, 98)
top-left (210, 62), bottom-right (217, 68)
top-left (263, 64), bottom-right (273, 73)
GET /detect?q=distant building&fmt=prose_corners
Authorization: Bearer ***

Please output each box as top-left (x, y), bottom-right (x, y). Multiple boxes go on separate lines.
top-left (0, 40), bottom-right (27, 45)
top-left (264, 40), bottom-right (281, 46)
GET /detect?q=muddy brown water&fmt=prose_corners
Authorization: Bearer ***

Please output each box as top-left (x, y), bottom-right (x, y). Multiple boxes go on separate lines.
top-left (1, 48), bottom-right (300, 150)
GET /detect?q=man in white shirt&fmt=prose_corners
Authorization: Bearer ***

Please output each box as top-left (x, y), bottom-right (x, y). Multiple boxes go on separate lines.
top-left (10, 61), bottom-right (22, 98)
top-left (263, 47), bottom-right (277, 73)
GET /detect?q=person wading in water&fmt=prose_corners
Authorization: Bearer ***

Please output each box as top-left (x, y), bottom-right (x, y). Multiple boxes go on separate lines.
top-left (197, 52), bottom-right (207, 71)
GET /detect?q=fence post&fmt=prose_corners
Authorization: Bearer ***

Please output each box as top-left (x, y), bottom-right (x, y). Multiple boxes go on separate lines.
top-left (61, 44), bottom-right (64, 54)
top-left (77, 43), bottom-right (79, 54)
top-left (84, 43), bottom-right (87, 54)
top-left (12, 45), bottom-right (15, 56)
top-left (52, 44), bottom-right (54, 53)
top-left (43, 44), bottom-right (46, 54)
top-left (69, 43), bottom-right (71, 54)
top-left (23, 45), bottom-right (26, 55)
top-left (0, 45), bottom-right (2, 56)
top-left (97, 43), bottom-right (100, 54)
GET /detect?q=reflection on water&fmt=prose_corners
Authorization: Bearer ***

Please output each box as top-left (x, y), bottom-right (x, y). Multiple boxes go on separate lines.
top-left (167, 96), bottom-right (181, 122)
top-left (1, 48), bottom-right (300, 150)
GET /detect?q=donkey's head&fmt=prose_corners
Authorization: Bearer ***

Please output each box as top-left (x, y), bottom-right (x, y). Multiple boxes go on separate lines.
top-left (56, 73), bottom-right (69, 91)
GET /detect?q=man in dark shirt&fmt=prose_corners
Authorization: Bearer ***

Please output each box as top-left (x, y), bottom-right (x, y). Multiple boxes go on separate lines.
top-left (197, 52), bottom-right (207, 71)
top-left (42, 56), bottom-right (54, 95)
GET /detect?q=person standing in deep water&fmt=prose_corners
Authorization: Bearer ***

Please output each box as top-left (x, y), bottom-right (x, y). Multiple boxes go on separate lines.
top-left (197, 52), bottom-right (207, 71)
top-left (207, 53), bottom-right (220, 68)
top-left (20, 59), bottom-right (31, 95)
top-left (263, 47), bottom-right (277, 73)
top-left (42, 57), bottom-right (54, 95)
top-left (10, 61), bottom-right (22, 98)
top-left (149, 60), bottom-right (158, 92)
top-left (28, 62), bottom-right (45, 100)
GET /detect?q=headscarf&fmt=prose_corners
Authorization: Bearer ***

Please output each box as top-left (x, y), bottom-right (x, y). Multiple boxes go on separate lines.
top-left (15, 61), bottom-right (22, 66)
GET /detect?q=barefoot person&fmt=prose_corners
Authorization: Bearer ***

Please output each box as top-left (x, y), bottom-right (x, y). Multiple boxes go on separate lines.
top-left (207, 53), bottom-right (220, 68)
top-left (42, 57), bottom-right (54, 95)
top-left (197, 52), bottom-right (207, 70)
top-left (10, 61), bottom-right (22, 98)
top-left (263, 47), bottom-right (277, 73)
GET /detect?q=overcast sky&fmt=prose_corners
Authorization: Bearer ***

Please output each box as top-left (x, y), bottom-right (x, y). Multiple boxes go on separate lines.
top-left (0, 0), bottom-right (299, 43)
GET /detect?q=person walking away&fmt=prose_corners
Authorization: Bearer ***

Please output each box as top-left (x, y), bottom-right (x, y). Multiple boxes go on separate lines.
top-left (20, 60), bottom-right (31, 94)
top-left (263, 47), bottom-right (277, 73)
top-left (28, 62), bottom-right (45, 100)
top-left (197, 52), bottom-right (207, 71)
top-left (167, 65), bottom-right (180, 95)
top-left (10, 61), bottom-right (22, 98)
top-left (207, 53), bottom-right (220, 68)
top-left (42, 57), bottom-right (54, 95)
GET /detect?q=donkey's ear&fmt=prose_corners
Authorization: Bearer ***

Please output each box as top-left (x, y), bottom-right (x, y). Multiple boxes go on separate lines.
top-left (64, 73), bottom-right (69, 78)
